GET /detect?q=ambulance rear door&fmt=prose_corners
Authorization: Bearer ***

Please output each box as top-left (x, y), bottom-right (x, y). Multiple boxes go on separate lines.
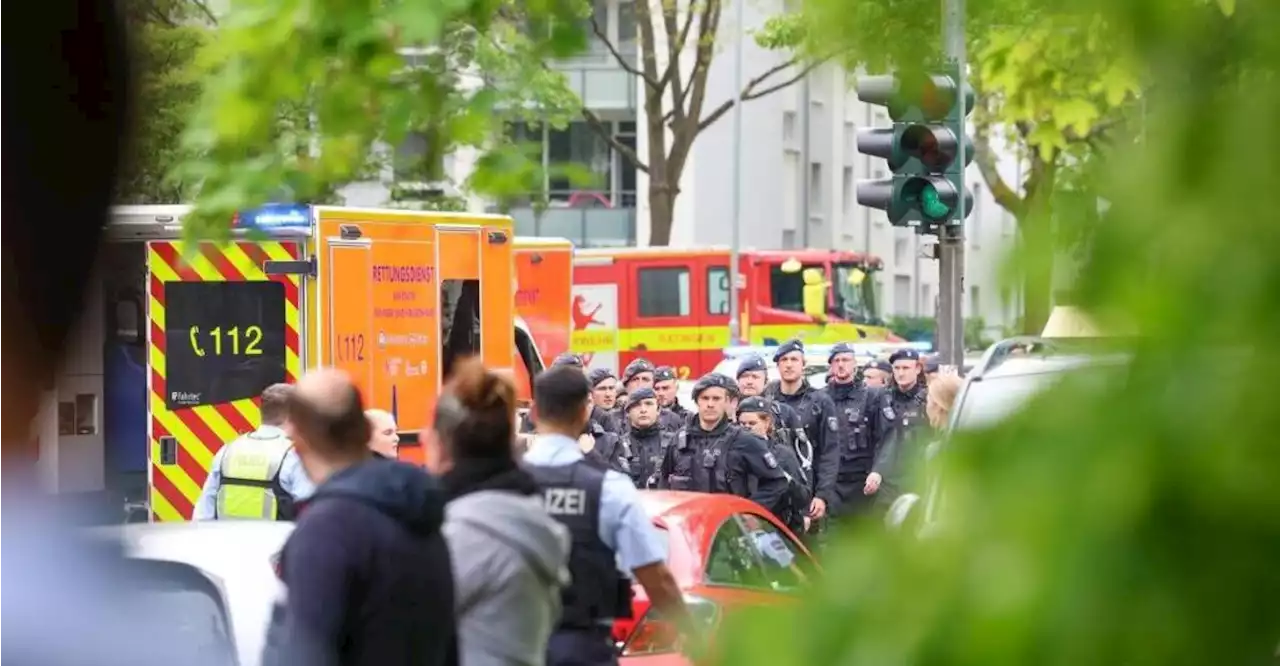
top-left (145, 236), bottom-right (304, 522)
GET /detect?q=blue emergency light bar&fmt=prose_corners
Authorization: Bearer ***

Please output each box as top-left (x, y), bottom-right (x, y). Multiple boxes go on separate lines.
top-left (232, 203), bottom-right (313, 233)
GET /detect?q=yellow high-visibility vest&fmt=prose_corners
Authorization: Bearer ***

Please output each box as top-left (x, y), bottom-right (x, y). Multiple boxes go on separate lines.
top-left (215, 426), bottom-right (295, 520)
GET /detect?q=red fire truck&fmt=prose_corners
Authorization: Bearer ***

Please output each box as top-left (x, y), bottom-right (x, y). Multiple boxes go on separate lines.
top-left (570, 247), bottom-right (898, 378)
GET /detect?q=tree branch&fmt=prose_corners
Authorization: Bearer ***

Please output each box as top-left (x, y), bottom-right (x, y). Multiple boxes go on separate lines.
top-left (590, 15), bottom-right (655, 87)
top-left (972, 117), bottom-right (1026, 217)
top-left (1064, 116), bottom-right (1121, 143)
top-left (658, 0), bottom-right (699, 89)
top-left (581, 107), bottom-right (650, 173)
top-left (189, 0), bottom-right (219, 26)
top-left (662, 1), bottom-right (689, 126)
top-left (696, 56), bottom-right (827, 133)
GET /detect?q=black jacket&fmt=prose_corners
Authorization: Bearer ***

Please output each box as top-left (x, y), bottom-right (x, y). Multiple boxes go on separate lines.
top-left (765, 380), bottom-right (840, 508)
top-left (264, 457), bottom-right (456, 666)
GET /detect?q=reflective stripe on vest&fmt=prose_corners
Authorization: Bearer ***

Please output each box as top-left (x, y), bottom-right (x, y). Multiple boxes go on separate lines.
top-left (216, 427), bottom-right (293, 520)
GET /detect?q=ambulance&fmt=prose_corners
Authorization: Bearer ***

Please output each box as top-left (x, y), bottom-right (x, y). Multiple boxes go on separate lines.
top-left (30, 204), bottom-right (543, 522)
top-left (512, 237), bottom-right (574, 403)
top-left (570, 247), bottom-right (899, 379)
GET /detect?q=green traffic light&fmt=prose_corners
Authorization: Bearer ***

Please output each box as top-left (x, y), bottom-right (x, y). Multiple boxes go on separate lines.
top-left (921, 184), bottom-right (952, 218)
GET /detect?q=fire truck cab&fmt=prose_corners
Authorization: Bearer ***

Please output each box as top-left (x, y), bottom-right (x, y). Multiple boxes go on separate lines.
top-left (30, 204), bottom-right (537, 522)
top-left (571, 247), bottom-right (893, 378)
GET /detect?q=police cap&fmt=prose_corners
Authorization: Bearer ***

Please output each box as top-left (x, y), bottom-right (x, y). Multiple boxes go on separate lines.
top-left (737, 396), bottom-right (770, 415)
top-left (587, 368), bottom-right (616, 387)
top-left (653, 366), bottom-right (677, 383)
top-left (923, 356), bottom-right (940, 374)
top-left (828, 342), bottom-right (857, 364)
top-left (772, 338), bottom-right (805, 363)
top-left (888, 348), bottom-right (921, 364)
top-left (622, 358), bottom-right (656, 385)
top-left (551, 352), bottom-right (584, 368)
top-left (736, 353), bottom-right (768, 378)
top-left (870, 359), bottom-right (892, 374)
top-left (691, 373), bottom-right (736, 400)
top-left (626, 387), bottom-right (657, 410)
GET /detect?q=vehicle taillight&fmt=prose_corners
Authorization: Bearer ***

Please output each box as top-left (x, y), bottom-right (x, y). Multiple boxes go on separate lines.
top-left (618, 594), bottom-right (719, 657)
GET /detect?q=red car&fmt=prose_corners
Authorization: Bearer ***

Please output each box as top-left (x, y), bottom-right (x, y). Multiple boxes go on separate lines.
top-left (615, 491), bottom-right (820, 665)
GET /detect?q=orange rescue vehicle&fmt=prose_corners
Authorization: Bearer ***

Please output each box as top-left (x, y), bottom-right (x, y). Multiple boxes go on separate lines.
top-left (31, 204), bottom-right (542, 522)
top-left (571, 247), bottom-right (895, 378)
top-left (512, 237), bottom-right (574, 403)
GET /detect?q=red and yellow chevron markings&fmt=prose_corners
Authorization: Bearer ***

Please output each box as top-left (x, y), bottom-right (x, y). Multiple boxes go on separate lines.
top-left (146, 240), bottom-right (302, 522)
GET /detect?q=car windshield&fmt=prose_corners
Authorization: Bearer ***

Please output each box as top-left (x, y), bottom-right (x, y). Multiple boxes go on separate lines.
top-left (952, 372), bottom-right (1062, 431)
top-left (125, 560), bottom-right (237, 666)
top-left (833, 263), bottom-right (878, 322)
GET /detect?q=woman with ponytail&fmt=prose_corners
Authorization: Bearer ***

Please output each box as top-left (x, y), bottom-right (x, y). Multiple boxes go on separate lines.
top-left (428, 358), bottom-right (571, 666)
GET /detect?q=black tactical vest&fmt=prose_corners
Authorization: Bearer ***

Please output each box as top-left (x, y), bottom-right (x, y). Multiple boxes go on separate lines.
top-left (526, 460), bottom-right (633, 628)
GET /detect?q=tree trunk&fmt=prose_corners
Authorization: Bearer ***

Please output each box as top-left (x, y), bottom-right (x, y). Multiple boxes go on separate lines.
top-left (1019, 211), bottom-right (1055, 335)
top-left (1018, 155), bottom-right (1058, 335)
top-left (648, 182), bottom-right (675, 245)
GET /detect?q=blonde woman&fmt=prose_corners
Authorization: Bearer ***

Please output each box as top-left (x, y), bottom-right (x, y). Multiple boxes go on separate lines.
top-left (926, 373), bottom-right (963, 430)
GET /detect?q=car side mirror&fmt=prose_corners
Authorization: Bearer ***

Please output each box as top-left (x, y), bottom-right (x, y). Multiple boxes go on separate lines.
top-left (884, 493), bottom-right (921, 532)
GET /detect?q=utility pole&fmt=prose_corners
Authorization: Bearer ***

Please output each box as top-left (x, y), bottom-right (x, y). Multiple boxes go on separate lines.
top-left (728, 0), bottom-right (745, 345)
top-left (799, 75), bottom-right (812, 248)
top-left (938, 0), bottom-right (966, 366)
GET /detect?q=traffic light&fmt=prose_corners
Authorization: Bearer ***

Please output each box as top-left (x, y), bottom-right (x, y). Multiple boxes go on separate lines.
top-left (854, 68), bottom-right (975, 229)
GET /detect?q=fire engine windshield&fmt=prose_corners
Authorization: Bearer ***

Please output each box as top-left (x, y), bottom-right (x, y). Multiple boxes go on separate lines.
top-left (164, 281), bottom-right (287, 409)
top-left (833, 263), bottom-right (880, 323)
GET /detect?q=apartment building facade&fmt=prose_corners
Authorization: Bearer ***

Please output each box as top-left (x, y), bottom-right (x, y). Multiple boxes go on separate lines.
top-left (340, 0), bottom-right (1023, 332)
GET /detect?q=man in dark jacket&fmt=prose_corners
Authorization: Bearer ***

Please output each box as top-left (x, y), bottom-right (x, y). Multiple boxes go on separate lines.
top-left (265, 369), bottom-right (455, 666)
top-left (764, 339), bottom-right (840, 526)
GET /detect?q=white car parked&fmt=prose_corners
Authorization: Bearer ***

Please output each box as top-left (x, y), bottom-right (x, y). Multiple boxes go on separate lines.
top-left (100, 521), bottom-right (295, 666)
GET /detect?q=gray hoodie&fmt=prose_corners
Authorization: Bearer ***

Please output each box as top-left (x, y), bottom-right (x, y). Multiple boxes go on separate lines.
top-left (444, 491), bottom-right (572, 666)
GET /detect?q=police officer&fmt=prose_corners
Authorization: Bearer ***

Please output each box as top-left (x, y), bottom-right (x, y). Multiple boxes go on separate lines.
top-left (863, 359), bottom-right (893, 388)
top-left (736, 353), bottom-right (814, 480)
top-left (764, 339), bottom-right (840, 525)
top-left (621, 359), bottom-right (684, 432)
top-left (736, 397), bottom-right (812, 535)
top-left (619, 387), bottom-right (673, 488)
top-left (588, 368), bottom-right (620, 413)
top-left (821, 342), bottom-right (883, 520)
top-left (524, 366), bottom-right (696, 666)
top-left (653, 366), bottom-right (692, 420)
top-left (659, 374), bottom-right (787, 511)
top-left (193, 383), bottom-right (315, 520)
top-left (522, 353), bottom-right (621, 435)
top-left (865, 348), bottom-right (930, 500)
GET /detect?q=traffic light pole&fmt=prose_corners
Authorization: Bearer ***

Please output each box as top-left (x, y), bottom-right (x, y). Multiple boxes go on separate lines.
top-left (937, 0), bottom-right (966, 367)
top-left (727, 0), bottom-right (745, 346)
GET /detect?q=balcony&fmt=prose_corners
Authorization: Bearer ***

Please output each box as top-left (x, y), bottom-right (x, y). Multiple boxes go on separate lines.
top-left (492, 191), bottom-right (637, 247)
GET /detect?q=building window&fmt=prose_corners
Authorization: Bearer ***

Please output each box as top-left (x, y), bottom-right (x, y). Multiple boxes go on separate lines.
top-left (783, 111), bottom-right (797, 143)
top-left (809, 163), bottom-right (822, 208)
top-left (842, 166), bottom-right (854, 216)
top-left (921, 284), bottom-right (934, 317)
top-left (617, 0), bottom-right (637, 42)
top-left (970, 285), bottom-right (982, 317)
top-left (707, 267), bottom-right (731, 315)
top-left (893, 276), bottom-right (911, 316)
top-left (614, 121), bottom-right (637, 207)
top-left (393, 130), bottom-right (444, 182)
top-left (638, 268), bottom-right (690, 317)
top-left (844, 121), bottom-right (855, 157)
top-left (547, 121), bottom-right (611, 201)
top-left (781, 229), bottom-right (797, 249)
top-left (894, 238), bottom-right (908, 265)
